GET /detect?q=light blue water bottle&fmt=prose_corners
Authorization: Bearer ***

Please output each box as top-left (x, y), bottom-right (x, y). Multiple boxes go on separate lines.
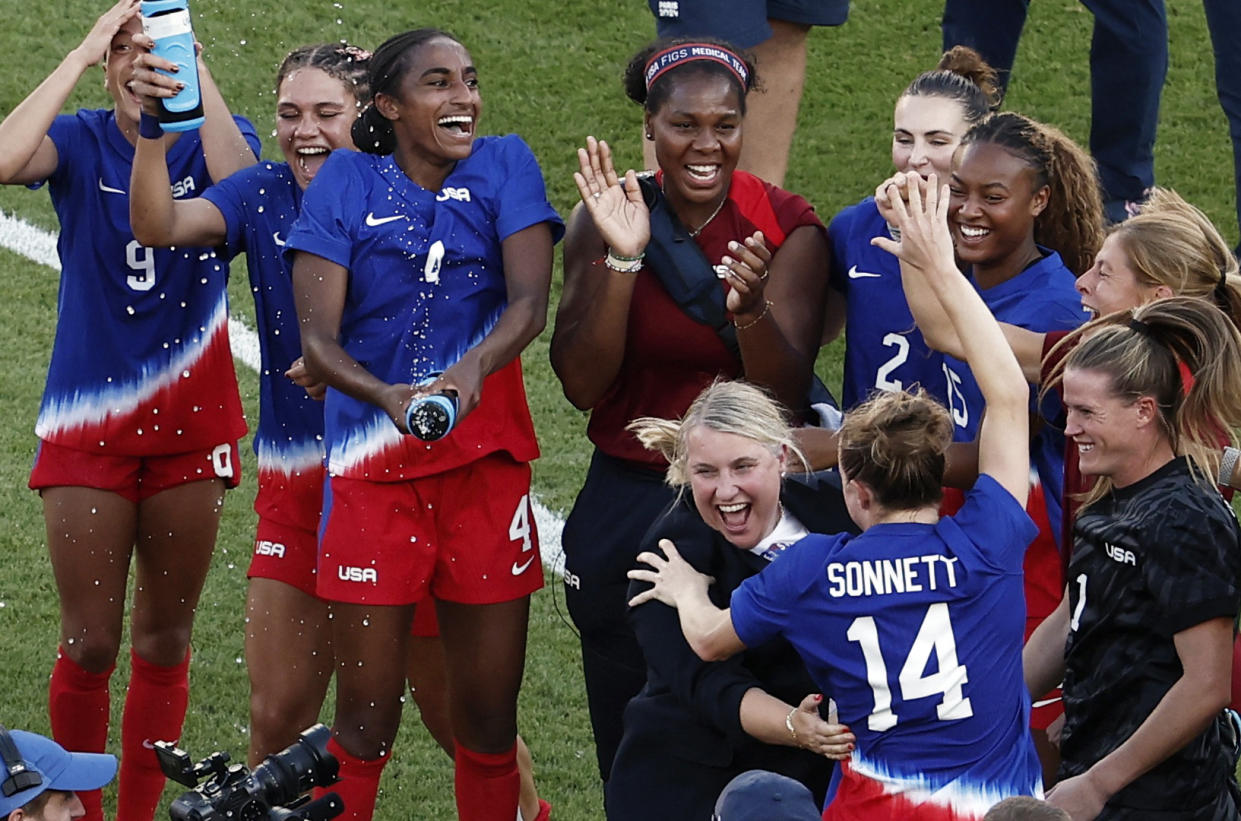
top-left (140, 0), bottom-right (204, 131)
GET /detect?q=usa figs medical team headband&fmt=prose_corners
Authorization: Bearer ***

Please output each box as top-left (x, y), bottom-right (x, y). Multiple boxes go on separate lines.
top-left (644, 43), bottom-right (749, 91)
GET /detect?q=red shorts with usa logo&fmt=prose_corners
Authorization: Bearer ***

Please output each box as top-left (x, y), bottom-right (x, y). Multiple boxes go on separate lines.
top-left (316, 452), bottom-right (543, 606)
top-left (247, 466), bottom-right (326, 595)
top-left (29, 437), bottom-right (241, 502)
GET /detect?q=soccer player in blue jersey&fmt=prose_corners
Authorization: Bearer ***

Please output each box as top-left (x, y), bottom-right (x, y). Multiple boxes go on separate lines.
top-left (0, 3), bottom-right (257, 820)
top-left (286, 29), bottom-right (562, 821)
top-left (129, 40), bottom-right (370, 769)
top-left (828, 46), bottom-right (997, 422)
top-left (128, 39), bottom-right (549, 821)
top-left (631, 176), bottom-right (1043, 819)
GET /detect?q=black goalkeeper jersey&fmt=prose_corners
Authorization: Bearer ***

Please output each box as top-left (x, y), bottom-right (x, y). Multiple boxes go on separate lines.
top-left (1060, 457), bottom-right (1241, 817)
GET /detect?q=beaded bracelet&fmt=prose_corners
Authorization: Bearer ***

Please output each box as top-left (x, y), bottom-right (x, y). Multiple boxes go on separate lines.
top-left (1220, 446), bottom-right (1240, 487)
top-left (604, 248), bottom-right (644, 273)
top-left (138, 112), bottom-right (165, 140)
top-left (734, 299), bottom-right (772, 330)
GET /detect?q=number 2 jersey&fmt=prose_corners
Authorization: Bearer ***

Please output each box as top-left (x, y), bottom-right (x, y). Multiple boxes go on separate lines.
top-left (829, 197), bottom-right (952, 416)
top-left (731, 475), bottom-right (1043, 819)
top-left (1062, 457), bottom-right (1241, 816)
top-left (33, 109), bottom-right (259, 455)
top-left (284, 135), bottom-right (563, 481)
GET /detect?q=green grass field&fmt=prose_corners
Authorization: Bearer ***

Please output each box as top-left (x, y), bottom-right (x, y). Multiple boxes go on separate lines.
top-left (0, 0), bottom-right (1233, 818)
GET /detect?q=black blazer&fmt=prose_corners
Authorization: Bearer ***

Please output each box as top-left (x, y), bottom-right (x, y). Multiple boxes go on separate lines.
top-left (605, 471), bottom-right (857, 820)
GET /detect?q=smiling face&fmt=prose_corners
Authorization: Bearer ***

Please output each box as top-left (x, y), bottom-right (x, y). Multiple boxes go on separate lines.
top-left (1075, 232), bottom-right (1167, 318)
top-left (891, 93), bottom-right (971, 180)
top-left (103, 16), bottom-right (145, 125)
top-left (376, 36), bottom-right (480, 190)
top-left (948, 141), bottom-right (1049, 272)
top-left (276, 67), bottom-right (360, 189)
top-left (685, 425), bottom-right (784, 550)
top-left (1063, 366), bottom-right (1162, 487)
top-left (646, 70), bottom-right (742, 217)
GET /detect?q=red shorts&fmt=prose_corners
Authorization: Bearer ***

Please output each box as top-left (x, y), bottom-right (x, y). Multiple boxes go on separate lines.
top-left (248, 516), bottom-right (321, 596)
top-left (29, 438), bottom-right (241, 502)
top-left (248, 467), bottom-right (326, 596)
top-left (316, 452), bottom-right (543, 606)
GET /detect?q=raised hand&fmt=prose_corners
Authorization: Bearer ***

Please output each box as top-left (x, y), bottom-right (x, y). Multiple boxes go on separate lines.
top-left (72, 0), bottom-right (141, 68)
top-left (573, 135), bottom-right (649, 258)
top-left (871, 171), bottom-right (957, 277)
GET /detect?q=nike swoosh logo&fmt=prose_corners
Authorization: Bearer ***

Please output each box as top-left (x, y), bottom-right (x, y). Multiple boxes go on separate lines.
top-left (365, 212), bottom-right (404, 227)
top-left (272, 232), bottom-right (286, 247)
top-left (99, 178), bottom-right (125, 195)
top-left (1032, 695), bottom-right (1063, 709)
top-left (847, 265), bottom-right (882, 279)
top-left (511, 556), bottom-right (536, 575)
top-left (141, 739), bottom-right (157, 750)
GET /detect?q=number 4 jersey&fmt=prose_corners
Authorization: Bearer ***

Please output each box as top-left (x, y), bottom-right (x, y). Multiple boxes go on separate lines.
top-left (731, 474), bottom-right (1043, 819)
top-left (32, 109), bottom-right (259, 454)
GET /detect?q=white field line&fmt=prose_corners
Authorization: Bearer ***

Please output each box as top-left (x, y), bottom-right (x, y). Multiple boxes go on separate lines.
top-left (0, 209), bottom-right (566, 575)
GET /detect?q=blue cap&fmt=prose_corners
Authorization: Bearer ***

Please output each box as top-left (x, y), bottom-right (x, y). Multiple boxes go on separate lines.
top-left (0, 730), bottom-right (117, 816)
top-left (713, 770), bottom-right (821, 821)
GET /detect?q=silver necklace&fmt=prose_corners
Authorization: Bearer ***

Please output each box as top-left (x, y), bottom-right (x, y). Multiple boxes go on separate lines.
top-left (664, 180), bottom-right (729, 237)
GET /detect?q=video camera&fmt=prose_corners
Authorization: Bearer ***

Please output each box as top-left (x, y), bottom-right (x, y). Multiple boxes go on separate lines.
top-left (155, 724), bottom-right (342, 821)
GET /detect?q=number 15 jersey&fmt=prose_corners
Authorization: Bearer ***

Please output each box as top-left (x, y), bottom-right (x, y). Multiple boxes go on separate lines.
top-left (731, 475), bottom-right (1043, 819)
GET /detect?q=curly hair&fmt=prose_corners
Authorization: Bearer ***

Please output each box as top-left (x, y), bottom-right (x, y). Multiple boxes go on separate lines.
top-left (962, 112), bottom-right (1105, 276)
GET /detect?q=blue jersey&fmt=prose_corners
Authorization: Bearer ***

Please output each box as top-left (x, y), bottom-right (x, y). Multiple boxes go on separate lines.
top-left (829, 198), bottom-right (950, 414)
top-left (942, 250), bottom-right (1088, 539)
top-left (285, 135), bottom-right (563, 481)
top-left (33, 109), bottom-right (260, 455)
top-left (731, 475), bottom-right (1042, 817)
top-left (202, 161), bottom-right (323, 476)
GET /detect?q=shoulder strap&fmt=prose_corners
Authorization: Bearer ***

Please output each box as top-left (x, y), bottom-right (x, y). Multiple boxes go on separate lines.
top-left (636, 175), bottom-right (741, 359)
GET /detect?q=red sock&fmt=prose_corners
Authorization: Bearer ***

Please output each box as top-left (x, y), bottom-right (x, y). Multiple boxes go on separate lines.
top-left (117, 648), bottom-right (190, 821)
top-left (49, 648), bottom-right (113, 821)
top-left (454, 742), bottom-right (518, 821)
top-left (313, 736), bottom-right (389, 821)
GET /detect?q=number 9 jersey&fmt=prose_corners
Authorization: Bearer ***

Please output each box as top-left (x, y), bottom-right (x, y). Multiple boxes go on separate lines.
top-left (31, 109), bottom-right (260, 455)
top-left (731, 475), bottom-right (1044, 819)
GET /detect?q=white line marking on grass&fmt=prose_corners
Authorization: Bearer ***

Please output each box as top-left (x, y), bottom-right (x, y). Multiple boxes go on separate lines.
top-left (0, 210), bottom-right (567, 573)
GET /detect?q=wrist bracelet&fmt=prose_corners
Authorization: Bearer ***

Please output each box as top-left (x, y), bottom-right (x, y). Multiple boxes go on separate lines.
top-left (138, 112), bottom-right (164, 140)
top-left (604, 248), bottom-right (644, 273)
top-left (1220, 446), bottom-right (1240, 487)
top-left (785, 707), bottom-right (798, 743)
top-left (734, 299), bottom-right (773, 331)
top-left (607, 247), bottom-right (644, 262)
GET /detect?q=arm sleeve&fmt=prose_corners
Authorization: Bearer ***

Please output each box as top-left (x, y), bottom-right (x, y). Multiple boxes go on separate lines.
top-left (730, 546), bottom-right (801, 649)
top-left (494, 135), bottom-right (564, 243)
top-left (948, 474), bottom-right (1039, 574)
top-left (37, 113), bottom-right (82, 188)
top-left (1148, 504), bottom-right (1241, 635)
top-left (284, 152), bottom-right (357, 268)
top-left (200, 165), bottom-right (256, 258)
top-left (626, 508), bottom-right (765, 745)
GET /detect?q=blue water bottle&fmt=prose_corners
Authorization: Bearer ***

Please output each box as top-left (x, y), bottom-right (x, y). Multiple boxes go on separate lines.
top-left (140, 0), bottom-right (205, 131)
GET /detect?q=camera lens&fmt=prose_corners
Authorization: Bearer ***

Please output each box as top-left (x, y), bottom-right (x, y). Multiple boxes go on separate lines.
top-left (250, 725), bottom-right (338, 809)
